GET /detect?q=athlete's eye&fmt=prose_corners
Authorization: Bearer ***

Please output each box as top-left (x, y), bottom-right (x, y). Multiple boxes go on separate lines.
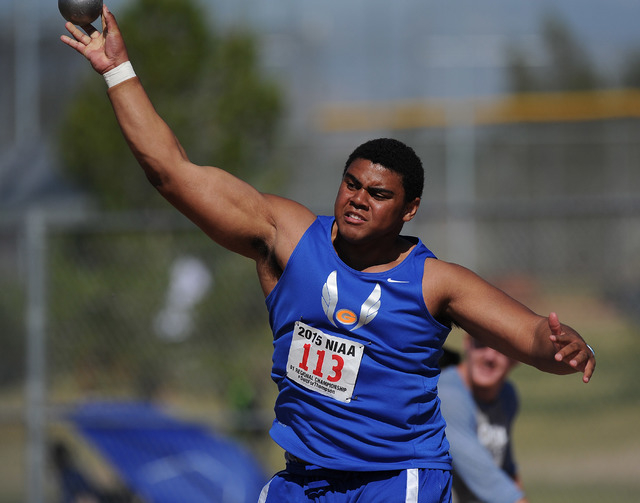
top-left (369, 190), bottom-right (391, 200)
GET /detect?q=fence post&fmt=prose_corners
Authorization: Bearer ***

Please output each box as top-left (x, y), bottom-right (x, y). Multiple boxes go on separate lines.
top-left (25, 209), bottom-right (47, 503)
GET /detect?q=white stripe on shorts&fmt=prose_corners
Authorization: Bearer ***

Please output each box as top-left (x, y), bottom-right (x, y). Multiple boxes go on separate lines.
top-left (406, 468), bottom-right (419, 503)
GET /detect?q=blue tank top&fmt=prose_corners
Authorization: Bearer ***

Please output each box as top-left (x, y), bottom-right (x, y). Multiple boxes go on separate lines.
top-left (265, 216), bottom-right (452, 471)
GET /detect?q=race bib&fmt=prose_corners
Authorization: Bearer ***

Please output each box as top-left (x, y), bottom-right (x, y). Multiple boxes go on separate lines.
top-left (286, 321), bottom-right (365, 403)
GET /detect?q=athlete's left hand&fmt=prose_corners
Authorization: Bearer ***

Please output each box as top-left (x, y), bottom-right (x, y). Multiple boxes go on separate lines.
top-left (548, 312), bottom-right (596, 383)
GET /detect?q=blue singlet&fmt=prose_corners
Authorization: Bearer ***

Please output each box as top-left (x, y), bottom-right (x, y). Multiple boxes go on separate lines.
top-left (265, 216), bottom-right (452, 472)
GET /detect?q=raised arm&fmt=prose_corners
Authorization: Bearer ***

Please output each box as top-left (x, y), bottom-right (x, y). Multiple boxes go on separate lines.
top-left (60, 6), bottom-right (315, 278)
top-left (425, 260), bottom-right (596, 383)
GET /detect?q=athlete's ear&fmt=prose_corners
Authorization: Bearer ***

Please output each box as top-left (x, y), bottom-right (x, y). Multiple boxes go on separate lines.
top-left (402, 197), bottom-right (420, 222)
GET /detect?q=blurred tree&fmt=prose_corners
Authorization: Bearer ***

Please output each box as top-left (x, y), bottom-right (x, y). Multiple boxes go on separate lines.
top-left (621, 49), bottom-right (640, 88)
top-left (58, 0), bottom-right (285, 210)
top-left (51, 0), bottom-right (285, 404)
top-left (0, 282), bottom-right (24, 385)
top-left (505, 13), bottom-right (603, 93)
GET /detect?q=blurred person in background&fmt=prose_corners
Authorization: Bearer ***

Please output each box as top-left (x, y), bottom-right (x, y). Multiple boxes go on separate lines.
top-left (439, 335), bottom-right (527, 503)
top-left (60, 7), bottom-right (596, 502)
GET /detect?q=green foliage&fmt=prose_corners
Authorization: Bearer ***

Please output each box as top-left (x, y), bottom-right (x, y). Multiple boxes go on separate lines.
top-left (621, 49), bottom-right (640, 87)
top-left (119, 0), bottom-right (213, 96)
top-left (58, 0), bottom-right (284, 210)
top-left (45, 223), bottom-right (275, 403)
top-left (0, 278), bottom-right (24, 385)
top-left (48, 231), bottom-right (174, 393)
top-left (540, 15), bottom-right (601, 90)
top-left (52, 0), bottom-right (285, 397)
top-left (506, 12), bottom-right (602, 93)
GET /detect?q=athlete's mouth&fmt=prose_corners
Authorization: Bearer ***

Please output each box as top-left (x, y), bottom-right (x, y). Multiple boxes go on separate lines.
top-left (345, 211), bottom-right (366, 222)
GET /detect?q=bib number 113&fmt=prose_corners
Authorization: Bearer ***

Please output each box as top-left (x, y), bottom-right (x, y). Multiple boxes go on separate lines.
top-left (298, 343), bottom-right (343, 383)
top-left (286, 321), bottom-right (365, 403)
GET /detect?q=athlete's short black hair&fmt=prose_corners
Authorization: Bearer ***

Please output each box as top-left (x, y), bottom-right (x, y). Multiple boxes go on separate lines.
top-left (343, 138), bottom-right (424, 202)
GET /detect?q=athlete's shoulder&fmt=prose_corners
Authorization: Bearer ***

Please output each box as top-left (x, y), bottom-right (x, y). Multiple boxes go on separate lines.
top-left (262, 195), bottom-right (316, 249)
top-left (255, 195), bottom-right (316, 294)
top-left (423, 258), bottom-right (489, 293)
top-left (421, 258), bottom-right (489, 325)
top-left (264, 194), bottom-right (316, 228)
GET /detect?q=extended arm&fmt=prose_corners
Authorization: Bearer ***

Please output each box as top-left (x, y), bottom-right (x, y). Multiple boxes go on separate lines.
top-left (60, 6), bottom-right (315, 280)
top-left (425, 260), bottom-right (596, 382)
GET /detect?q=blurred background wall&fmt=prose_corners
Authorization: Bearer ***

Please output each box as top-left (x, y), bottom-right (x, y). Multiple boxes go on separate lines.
top-left (1, 0), bottom-right (639, 502)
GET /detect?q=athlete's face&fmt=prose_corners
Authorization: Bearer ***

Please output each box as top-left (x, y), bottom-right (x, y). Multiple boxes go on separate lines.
top-left (333, 158), bottom-right (419, 245)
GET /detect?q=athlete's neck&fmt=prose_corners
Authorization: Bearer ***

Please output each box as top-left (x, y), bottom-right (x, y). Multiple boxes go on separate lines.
top-left (333, 231), bottom-right (414, 272)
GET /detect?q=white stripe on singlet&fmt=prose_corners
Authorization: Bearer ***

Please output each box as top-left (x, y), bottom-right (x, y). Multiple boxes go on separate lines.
top-left (257, 479), bottom-right (272, 503)
top-left (406, 468), bottom-right (419, 503)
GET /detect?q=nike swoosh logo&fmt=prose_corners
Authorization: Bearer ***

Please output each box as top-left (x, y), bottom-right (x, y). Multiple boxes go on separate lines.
top-left (386, 278), bottom-right (410, 284)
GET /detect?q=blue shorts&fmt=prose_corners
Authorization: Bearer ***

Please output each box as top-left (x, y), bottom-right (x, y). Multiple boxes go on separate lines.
top-left (258, 457), bottom-right (452, 503)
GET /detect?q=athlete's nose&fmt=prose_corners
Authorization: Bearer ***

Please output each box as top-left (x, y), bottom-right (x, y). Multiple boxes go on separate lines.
top-left (349, 187), bottom-right (368, 209)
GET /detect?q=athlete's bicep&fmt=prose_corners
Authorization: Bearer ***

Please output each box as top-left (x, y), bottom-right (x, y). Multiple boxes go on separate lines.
top-left (423, 260), bottom-right (540, 360)
top-left (159, 162), bottom-right (314, 262)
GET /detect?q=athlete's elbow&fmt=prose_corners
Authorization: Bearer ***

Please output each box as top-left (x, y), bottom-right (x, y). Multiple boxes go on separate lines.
top-left (136, 157), bottom-right (167, 189)
top-left (137, 149), bottom-right (186, 190)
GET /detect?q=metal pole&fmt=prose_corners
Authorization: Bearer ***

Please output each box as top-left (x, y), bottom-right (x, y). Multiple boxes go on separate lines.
top-left (25, 209), bottom-right (48, 503)
top-left (445, 98), bottom-right (477, 270)
top-left (14, 0), bottom-right (41, 145)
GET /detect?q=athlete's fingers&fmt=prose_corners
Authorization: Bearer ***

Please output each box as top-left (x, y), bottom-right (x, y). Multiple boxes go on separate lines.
top-left (64, 21), bottom-right (87, 42)
top-left (551, 331), bottom-right (596, 383)
top-left (102, 4), bottom-right (120, 34)
top-left (81, 23), bottom-right (100, 37)
top-left (552, 331), bottom-right (588, 363)
top-left (553, 339), bottom-right (582, 363)
top-left (59, 33), bottom-right (86, 53)
top-left (101, 4), bottom-right (108, 32)
top-left (582, 351), bottom-right (596, 383)
top-left (547, 312), bottom-right (563, 336)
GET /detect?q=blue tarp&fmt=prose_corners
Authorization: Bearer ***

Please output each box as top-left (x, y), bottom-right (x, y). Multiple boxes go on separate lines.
top-left (70, 401), bottom-right (268, 503)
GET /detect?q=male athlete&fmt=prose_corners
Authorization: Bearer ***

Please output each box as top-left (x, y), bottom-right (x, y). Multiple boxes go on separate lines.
top-left (61, 7), bottom-right (596, 502)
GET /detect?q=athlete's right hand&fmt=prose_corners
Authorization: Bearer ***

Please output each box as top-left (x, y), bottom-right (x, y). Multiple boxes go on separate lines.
top-left (60, 4), bottom-right (129, 75)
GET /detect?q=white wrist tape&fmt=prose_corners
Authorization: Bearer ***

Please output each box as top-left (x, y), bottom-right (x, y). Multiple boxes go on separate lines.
top-left (103, 61), bottom-right (136, 88)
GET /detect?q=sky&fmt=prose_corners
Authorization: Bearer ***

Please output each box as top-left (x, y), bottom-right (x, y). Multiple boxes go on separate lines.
top-left (2, 0), bottom-right (640, 209)
top-left (4, 0), bottom-right (640, 146)
top-left (4, 0), bottom-right (640, 100)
